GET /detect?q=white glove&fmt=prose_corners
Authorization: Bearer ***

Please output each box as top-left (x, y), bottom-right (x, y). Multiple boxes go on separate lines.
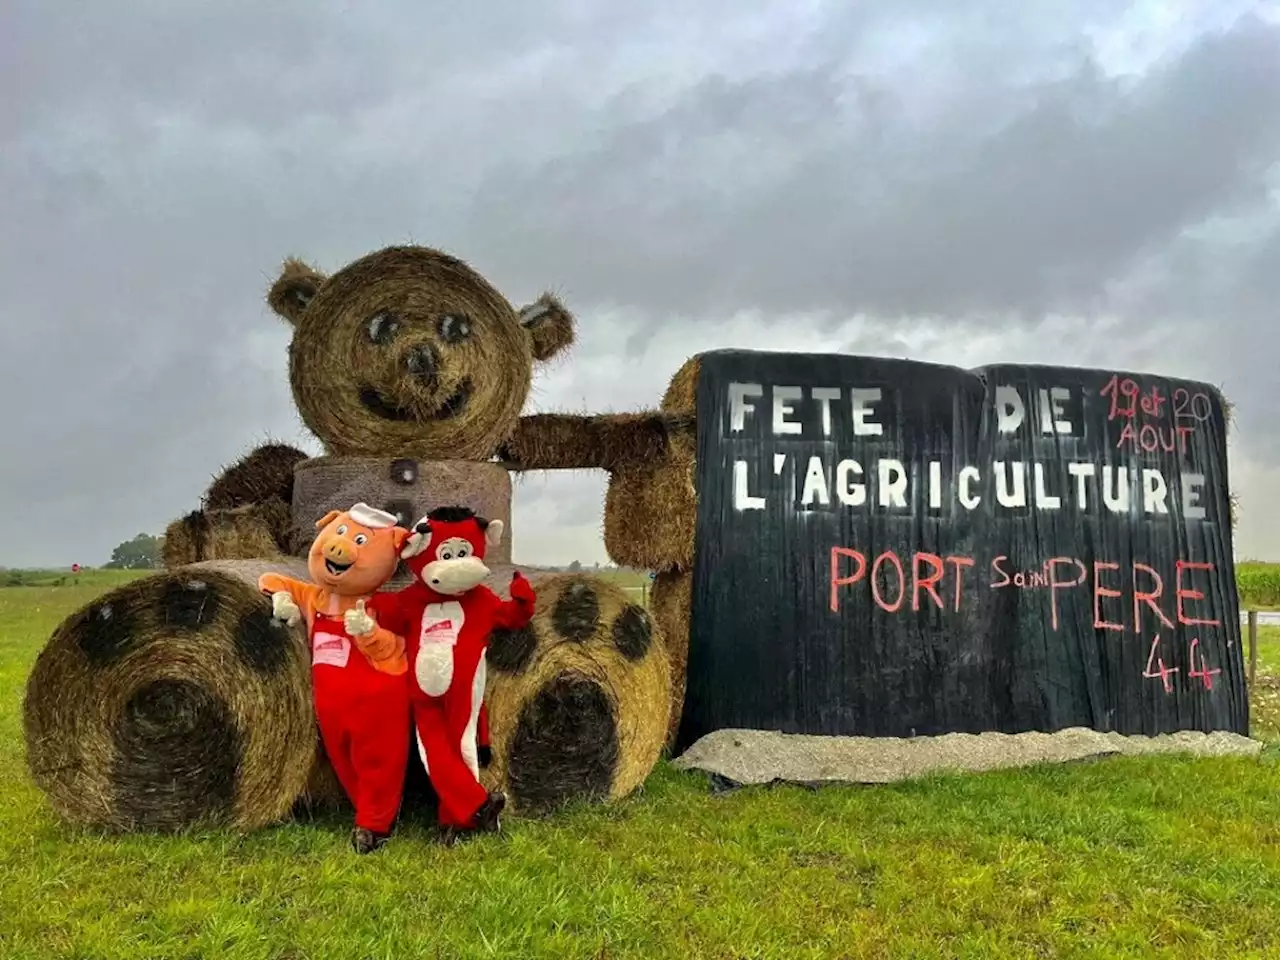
top-left (344, 599), bottom-right (377, 638)
top-left (270, 591), bottom-right (301, 627)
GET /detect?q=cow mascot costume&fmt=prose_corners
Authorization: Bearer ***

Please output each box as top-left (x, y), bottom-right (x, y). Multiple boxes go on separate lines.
top-left (258, 503), bottom-right (411, 854)
top-left (365, 506), bottom-right (536, 843)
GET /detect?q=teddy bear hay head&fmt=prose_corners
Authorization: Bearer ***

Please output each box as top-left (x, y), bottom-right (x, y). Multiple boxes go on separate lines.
top-left (268, 245), bottom-right (576, 461)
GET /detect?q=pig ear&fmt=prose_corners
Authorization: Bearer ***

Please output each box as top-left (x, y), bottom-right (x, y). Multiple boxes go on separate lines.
top-left (391, 527), bottom-right (411, 552)
top-left (484, 519), bottom-right (504, 548)
top-left (315, 509), bottom-right (342, 530)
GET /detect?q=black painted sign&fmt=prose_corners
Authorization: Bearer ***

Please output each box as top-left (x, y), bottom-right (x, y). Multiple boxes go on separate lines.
top-left (679, 349), bottom-right (1245, 750)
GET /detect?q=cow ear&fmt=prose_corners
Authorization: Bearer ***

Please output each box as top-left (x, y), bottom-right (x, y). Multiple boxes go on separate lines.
top-left (484, 519), bottom-right (504, 548)
top-left (401, 530), bottom-right (429, 559)
top-left (269, 259), bottom-right (326, 326)
top-left (518, 294), bottom-right (575, 362)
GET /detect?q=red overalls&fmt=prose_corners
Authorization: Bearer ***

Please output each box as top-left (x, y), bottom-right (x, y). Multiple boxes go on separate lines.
top-left (310, 611), bottom-right (411, 835)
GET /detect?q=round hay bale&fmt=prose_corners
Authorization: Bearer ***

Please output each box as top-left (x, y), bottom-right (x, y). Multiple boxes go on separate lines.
top-left (291, 457), bottom-right (513, 566)
top-left (649, 569), bottom-right (692, 747)
top-left (161, 500), bottom-right (291, 569)
top-left (266, 246), bottom-right (576, 460)
top-left (23, 559), bottom-right (318, 833)
top-left (603, 358), bottom-right (699, 571)
top-left (481, 571), bottom-right (671, 816)
top-left (204, 442), bottom-right (309, 511)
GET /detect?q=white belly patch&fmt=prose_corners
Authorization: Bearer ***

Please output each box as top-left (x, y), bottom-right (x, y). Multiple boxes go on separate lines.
top-left (415, 601), bottom-right (464, 696)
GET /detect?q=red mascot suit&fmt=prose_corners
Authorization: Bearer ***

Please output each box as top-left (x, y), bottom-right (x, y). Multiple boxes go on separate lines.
top-left (368, 506), bottom-right (535, 841)
top-left (258, 503), bottom-right (412, 854)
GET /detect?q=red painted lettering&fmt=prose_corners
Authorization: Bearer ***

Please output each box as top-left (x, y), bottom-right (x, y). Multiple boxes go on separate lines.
top-left (947, 556), bottom-right (974, 611)
top-left (1175, 560), bottom-right (1220, 627)
top-left (1116, 421), bottom-right (1139, 450)
top-left (989, 555), bottom-right (1011, 588)
top-left (1137, 424), bottom-right (1176, 454)
top-left (1131, 562), bottom-right (1175, 633)
top-left (871, 551), bottom-right (906, 613)
top-left (912, 552), bottom-right (945, 612)
top-left (1143, 635), bottom-right (1179, 693)
top-left (1092, 561), bottom-right (1123, 631)
top-left (1187, 638), bottom-right (1221, 691)
top-left (829, 547), bottom-right (867, 613)
top-left (1047, 557), bottom-right (1087, 631)
top-left (1100, 374), bottom-right (1139, 421)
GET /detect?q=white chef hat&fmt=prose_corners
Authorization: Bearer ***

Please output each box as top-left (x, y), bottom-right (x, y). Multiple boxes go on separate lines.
top-left (347, 502), bottom-right (400, 529)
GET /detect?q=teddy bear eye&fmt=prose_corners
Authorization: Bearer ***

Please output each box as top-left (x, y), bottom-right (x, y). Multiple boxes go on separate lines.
top-left (366, 312), bottom-right (402, 345)
top-left (438, 313), bottom-right (472, 344)
top-left (441, 550), bottom-right (453, 560)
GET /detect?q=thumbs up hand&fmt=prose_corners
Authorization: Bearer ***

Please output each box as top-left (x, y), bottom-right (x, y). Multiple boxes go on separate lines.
top-left (345, 599), bottom-right (377, 638)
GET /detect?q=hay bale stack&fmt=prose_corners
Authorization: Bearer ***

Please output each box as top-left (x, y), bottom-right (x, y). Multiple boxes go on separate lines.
top-left (481, 570), bottom-right (671, 816)
top-left (602, 359), bottom-right (699, 571)
top-left (161, 500), bottom-right (292, 569)
top-left (291, 457), bottom-right (513, 566)
top-left (499, 412), bottom-right (689, 473)
top-left (23, 559), bottom-right (319, 833)
top-left (649, 569), bottom-right (692, 745)
top-left (204, 443), bottom-right (309, 511)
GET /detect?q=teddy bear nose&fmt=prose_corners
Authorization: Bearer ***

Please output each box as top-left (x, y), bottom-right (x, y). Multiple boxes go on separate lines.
top-left (404, 343), bottom-right (439, 383)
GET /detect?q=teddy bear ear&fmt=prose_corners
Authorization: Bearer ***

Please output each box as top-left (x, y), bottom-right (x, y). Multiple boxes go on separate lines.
top-left (268, 259), bottom-right (327, 326)
top-left (518, 293), bottom-right (576, 362)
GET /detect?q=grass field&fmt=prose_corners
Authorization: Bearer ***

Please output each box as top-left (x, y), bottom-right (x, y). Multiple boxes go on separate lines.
top-left (2, 573), bottom-right (1279, 958)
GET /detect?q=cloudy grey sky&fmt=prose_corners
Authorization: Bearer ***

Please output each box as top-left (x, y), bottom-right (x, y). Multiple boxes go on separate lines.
top-left (4, 0), bottom-right (1279, 568)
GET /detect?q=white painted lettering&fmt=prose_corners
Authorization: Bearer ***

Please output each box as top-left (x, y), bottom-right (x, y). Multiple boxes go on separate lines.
top-left (851, 389), bottom-right (884, 436)
top-left (728, 382), bottom-right (762, 432)
top-left (733, 460), bottom-right (765, 510)
top-left (772, 386), bottom-right (804, 435)
top-left (878, 459), bottom-right (907, 507)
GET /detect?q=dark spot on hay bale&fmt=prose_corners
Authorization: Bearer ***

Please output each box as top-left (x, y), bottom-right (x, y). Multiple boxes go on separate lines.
top-left (551, 581), bottom-right (599, 643)
top-left (488, 625), bottom-right (537, 674)
top-left (506, 675), bottom-right (619, 814)
top-left (110, 678), bottom-right (242, 830)
top-left (383, 499), bottom-right (416, 529)
top-left (161, 578), bottom-right (221, 630)
top-left (389, 458), bottom-right (419, 485)
top-left (233, 607), bottom-right (292, 676)
top-left (611, 604), bottom-right (652, 661)
top-left (75, 599), bottom-right (142, 667)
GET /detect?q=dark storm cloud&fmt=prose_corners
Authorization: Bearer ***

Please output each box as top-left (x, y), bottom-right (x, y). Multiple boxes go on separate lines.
top-left (2, 0), bottom-right (1278, 566)
top-left (473, 14), bottom-right (1280, 323)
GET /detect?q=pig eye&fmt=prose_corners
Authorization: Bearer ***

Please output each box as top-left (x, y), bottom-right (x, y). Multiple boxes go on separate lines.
top-left (438, 313), bottom-right (472, 344)
top-left (336, 524), bottom-right (348, 535)
top-left (353, 534), bottom-right (368, 546)
top-left (367, 311), bottom-right (402, 345)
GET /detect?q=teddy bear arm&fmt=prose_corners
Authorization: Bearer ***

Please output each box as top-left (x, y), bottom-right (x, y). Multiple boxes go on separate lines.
top-left (498, 411), bottom-right (693, 472)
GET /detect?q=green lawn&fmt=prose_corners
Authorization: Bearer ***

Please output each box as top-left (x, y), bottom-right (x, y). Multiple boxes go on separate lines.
top-left (1, 579), bottom-right (1279, 958)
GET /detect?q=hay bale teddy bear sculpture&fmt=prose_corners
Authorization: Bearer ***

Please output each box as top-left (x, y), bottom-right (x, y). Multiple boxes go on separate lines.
top-left (26, 245), bottom-right (676, 833)
top-left (254, 245), bottom-right (675, 815)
